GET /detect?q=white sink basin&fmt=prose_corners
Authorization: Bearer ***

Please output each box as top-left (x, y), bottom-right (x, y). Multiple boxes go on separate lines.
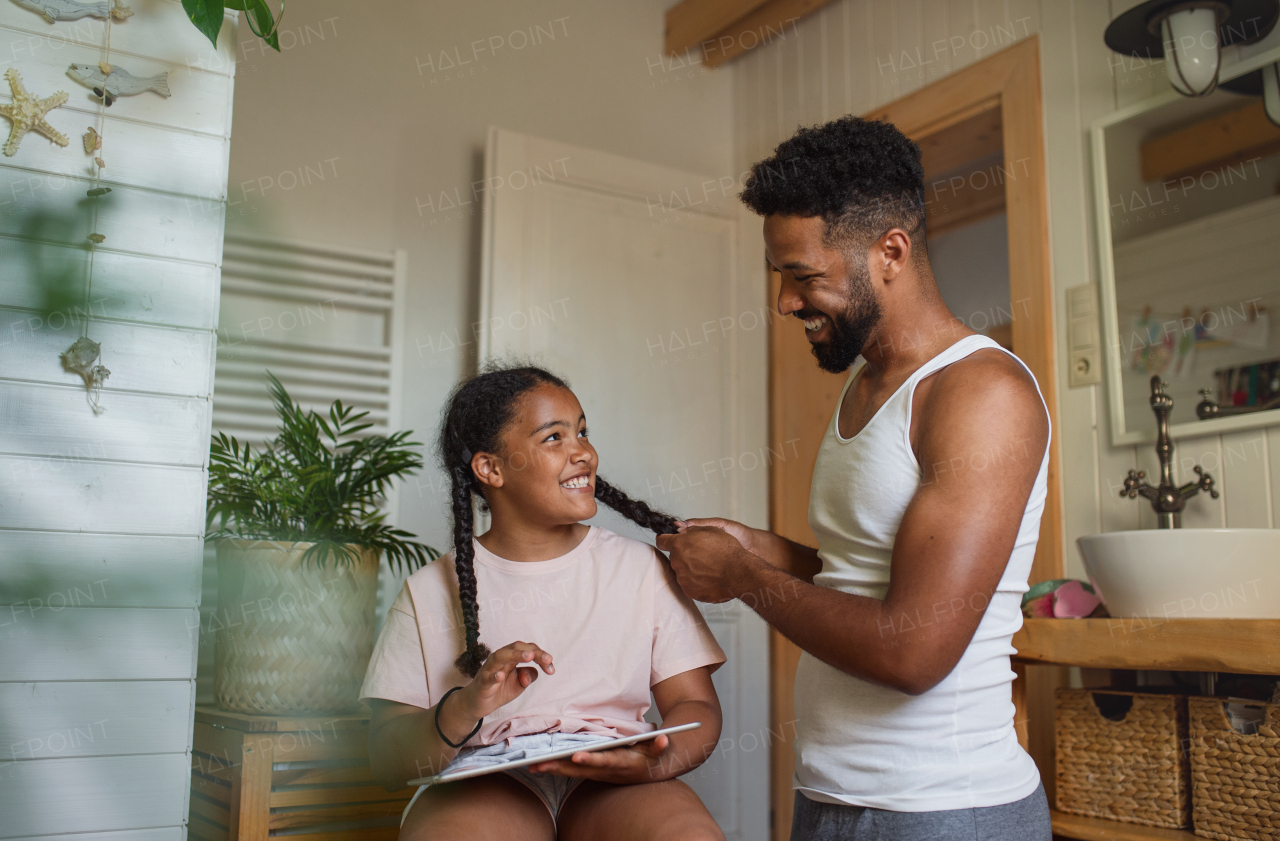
top-left (1077, 529), bottom-right (1280, 619)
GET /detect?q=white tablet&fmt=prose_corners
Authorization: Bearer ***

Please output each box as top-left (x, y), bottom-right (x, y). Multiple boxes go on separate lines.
top-left (408, 721), bottom-right (702, 786)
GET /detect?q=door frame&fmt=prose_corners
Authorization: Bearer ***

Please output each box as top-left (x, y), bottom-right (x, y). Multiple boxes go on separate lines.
top-left (767, 35), bottom-right (1062, 840)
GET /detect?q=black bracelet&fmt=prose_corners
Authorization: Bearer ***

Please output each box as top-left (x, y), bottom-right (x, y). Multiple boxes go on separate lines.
top-left (435, 686), bottom-right (483, 749)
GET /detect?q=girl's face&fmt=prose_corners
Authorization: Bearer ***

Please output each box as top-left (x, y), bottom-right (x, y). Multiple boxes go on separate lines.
top-left (480, 384), bottom-right (599, 525)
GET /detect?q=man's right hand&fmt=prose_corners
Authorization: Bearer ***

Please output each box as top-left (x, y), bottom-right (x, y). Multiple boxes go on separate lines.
top-left (678, 517), bottom-right (760, 555)
top-left (677, 518), bottom-right (821, 583)
top-left (452, 641), bottom-right (555, 723)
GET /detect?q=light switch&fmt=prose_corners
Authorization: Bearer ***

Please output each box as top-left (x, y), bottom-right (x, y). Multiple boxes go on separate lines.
top-left (1066, 284), bottom-right (1103, 388)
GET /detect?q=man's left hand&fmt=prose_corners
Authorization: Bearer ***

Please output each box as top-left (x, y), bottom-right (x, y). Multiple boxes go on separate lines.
top-left (656, 525), bottom-right (758, 603)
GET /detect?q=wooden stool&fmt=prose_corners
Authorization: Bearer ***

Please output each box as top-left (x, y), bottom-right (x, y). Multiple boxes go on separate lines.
top-left (188, 706), bottom-right (415, 841)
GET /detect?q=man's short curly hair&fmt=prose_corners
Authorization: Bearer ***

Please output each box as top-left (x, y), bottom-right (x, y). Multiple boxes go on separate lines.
top-left (740, 116), bottom-right (926, 255)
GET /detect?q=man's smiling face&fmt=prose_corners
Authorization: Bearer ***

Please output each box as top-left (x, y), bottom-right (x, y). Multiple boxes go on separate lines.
top-left (764, 214), bottom-right (883, 374)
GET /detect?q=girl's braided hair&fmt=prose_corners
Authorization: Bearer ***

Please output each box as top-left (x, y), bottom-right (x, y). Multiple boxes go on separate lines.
top-left (439, 364), bottom-right (678, 677)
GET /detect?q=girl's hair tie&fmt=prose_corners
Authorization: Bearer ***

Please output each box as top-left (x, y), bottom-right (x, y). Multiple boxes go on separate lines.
top-left (461, 448), bottom-right (473, 464)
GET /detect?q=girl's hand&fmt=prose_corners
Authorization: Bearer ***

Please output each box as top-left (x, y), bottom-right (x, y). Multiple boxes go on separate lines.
top-left (527, 734), bottom-right (671, 784)
top-left (455, 641), bottom-right (554, 721)
top-left (677, 517), bottom-right (758, 555)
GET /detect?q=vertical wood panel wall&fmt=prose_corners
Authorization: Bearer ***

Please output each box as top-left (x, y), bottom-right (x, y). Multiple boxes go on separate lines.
top-left (735, 0), bottom-right (1279, 580)
top-left (0, 2), bottom-right (236, 836)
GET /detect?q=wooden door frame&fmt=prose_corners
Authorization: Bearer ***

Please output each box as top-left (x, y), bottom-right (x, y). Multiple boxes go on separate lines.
top-left (767, 35), bottom-right (1062, 840)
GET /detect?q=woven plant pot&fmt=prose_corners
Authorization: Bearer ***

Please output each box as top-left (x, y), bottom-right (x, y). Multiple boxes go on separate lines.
top-left (1190, 696), bottom-right (1280, 841)
top-left (214, 538), bottom-right (379, 716)
top-left (1055, 688), bottom-right (1191, 829)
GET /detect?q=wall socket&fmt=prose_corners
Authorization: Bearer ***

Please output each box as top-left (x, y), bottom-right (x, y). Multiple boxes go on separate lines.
top-left (1066, 283), bottom-right (1103, 388)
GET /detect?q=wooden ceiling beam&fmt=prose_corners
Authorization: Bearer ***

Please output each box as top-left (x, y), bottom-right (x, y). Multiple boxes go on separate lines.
top-left (664, 0), bottom-right (838, 67)
top-left (664, 0), bottom-right (773, 55)
top-left (1141, 100), bottom-right (1280, 184)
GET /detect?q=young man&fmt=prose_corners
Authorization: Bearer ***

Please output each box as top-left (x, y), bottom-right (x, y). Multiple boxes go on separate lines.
top-left (656, 116), bottom-right (1053, 840)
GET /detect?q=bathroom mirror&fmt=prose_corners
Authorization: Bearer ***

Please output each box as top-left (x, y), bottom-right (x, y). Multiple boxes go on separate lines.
top-left (1092, 43), bottom-right (1280, 444)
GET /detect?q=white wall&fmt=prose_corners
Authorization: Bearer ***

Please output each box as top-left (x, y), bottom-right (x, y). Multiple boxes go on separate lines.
top-left (730, 0), bottom-right (1280, 579)
top-left (223, 0), bottom-right (738, 559)
top-left (0, 1), bottom-right (236, 837)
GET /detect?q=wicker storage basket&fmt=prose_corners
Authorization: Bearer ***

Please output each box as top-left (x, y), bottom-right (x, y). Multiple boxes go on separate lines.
top-left (1190, 696), bottom-right (1280, 841)
top-left (1055, 688), bottom-right (1191, 829)
top-left (214, 539), bottom-right (379, 716)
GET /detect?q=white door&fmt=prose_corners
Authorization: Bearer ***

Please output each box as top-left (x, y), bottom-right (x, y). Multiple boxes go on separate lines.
top-left (481, 128), bottom-right (769, 840)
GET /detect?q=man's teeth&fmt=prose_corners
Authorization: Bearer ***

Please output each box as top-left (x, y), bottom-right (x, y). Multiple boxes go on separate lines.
top-left (803, 316), bottom-right (828, 331)
top-left (561, 476), bottom-right (589, 489)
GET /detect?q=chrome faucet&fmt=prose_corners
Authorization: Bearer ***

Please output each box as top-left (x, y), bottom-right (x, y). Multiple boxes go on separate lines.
top-left (1120, 375), bottom-right (1218, 529)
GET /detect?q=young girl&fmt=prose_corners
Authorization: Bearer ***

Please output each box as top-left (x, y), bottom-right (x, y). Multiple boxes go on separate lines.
top-left (361, 365), bottom-right (727, 841)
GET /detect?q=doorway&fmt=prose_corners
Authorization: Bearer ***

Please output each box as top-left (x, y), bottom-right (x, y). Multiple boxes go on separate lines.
top-left (766, 36), bottom-right (1063, 840)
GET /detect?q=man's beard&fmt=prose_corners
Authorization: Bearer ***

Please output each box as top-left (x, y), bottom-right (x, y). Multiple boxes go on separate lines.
top-left (810, 264), bottom-right (882, 374)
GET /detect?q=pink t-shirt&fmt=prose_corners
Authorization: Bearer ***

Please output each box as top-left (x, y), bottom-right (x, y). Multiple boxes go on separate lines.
top-left (359, 527), bottom-right (725, 747)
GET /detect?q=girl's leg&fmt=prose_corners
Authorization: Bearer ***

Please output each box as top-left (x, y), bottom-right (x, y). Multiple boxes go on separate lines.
top-left (399, 773), bottom-right (556, 841)
top-left (557, 778), bottom-right (725, 841)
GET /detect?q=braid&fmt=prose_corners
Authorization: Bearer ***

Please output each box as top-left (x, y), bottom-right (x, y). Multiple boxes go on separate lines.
top-left (594, 476), bottom-right (679, 535)
top-left (449, 465), bottom-right (490, 678)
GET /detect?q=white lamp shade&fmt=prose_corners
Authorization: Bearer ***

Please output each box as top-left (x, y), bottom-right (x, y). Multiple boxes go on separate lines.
top-left (1161, 6), bottom-right (1221, 95)
top-left (1264, 63), bottom-right (1280, 126)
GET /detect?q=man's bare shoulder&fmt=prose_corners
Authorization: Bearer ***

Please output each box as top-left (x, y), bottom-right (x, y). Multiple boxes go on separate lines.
top-left (916, 347), bottom-right (1048, 462)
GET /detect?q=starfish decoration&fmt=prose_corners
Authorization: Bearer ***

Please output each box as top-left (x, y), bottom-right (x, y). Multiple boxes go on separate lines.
top-left (0, 68), bottom-right (70, 157)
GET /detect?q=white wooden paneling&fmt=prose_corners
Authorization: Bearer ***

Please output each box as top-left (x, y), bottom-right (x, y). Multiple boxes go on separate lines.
top-left (777, 18), bottom-right (804, 138)
top-left (0, 106), bottom-right (228, 198)
top-left (0, 753), bottom-right (191, 838)
top-left (868, 0), bottom-right (897, 104)
top-left (0, 0), bottom-right (237, 75)
top-left (944, 0), bottom-right (980, 71)
top-left (0, 455), bottom-right (205, 534)
top-left (895, 0), bottom-right (925, 98)
top-left (0, 24), bottom-right (235, 136)
top-left (1222, 429), bottom-right (1273, 528)
top-left (0, 240), bottom-right (219, 330)
top-left (0, 607), bottom-right (197, 681)
top-left (0, 531), bottom-right (201, 606)
top-left (797, 7), bottom-right (825, 125)
top-left (0, 168), bottom-right (225, 264)
top-left (0, 309), bottom-right (213, 397)
top-left (0, 381), bottom-right (209, 464)
top-left (0, 680), bottom-right (193, 758)
top-left (8, 831), bottom-right (183, 841)
top-left (0, 2), bottom-right (232, 839)
top-left (8, 832), bottom-right (183, 841)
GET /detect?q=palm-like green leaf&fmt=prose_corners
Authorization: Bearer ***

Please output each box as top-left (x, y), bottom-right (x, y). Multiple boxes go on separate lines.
top-left (206, 373), bottom-right (439, 573)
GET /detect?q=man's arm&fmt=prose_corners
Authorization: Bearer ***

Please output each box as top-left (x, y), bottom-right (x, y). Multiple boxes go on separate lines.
top-left (659, 353), bottom-right (1048, 695)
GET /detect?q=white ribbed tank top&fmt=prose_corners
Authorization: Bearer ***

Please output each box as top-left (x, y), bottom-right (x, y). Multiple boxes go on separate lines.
top-left (793, 334), bottom-right (1048, 812)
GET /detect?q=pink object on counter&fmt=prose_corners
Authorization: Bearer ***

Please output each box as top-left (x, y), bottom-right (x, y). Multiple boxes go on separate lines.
top-left (1052, 579), bottom-right (1102, 618)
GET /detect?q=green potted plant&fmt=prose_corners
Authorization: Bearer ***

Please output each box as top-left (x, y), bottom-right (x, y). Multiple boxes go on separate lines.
top-left (206, 374), bottom-right (437, 715)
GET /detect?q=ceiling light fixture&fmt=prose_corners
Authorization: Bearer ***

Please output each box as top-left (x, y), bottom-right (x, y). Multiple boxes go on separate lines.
top-left (1104, 0), bottom-right (1279, 97)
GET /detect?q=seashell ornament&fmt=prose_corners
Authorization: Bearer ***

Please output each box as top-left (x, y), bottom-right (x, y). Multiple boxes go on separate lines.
top-left (61, 336), bottom-right (110, 414)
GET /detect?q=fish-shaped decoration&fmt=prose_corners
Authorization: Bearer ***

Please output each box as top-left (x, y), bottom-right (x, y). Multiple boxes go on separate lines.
top-left (0, 68), bottom-right (68, 156)
top-left (67, 62), bottom-right (170, 106)
top-left (11, 0), bottom-right (110, 23)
